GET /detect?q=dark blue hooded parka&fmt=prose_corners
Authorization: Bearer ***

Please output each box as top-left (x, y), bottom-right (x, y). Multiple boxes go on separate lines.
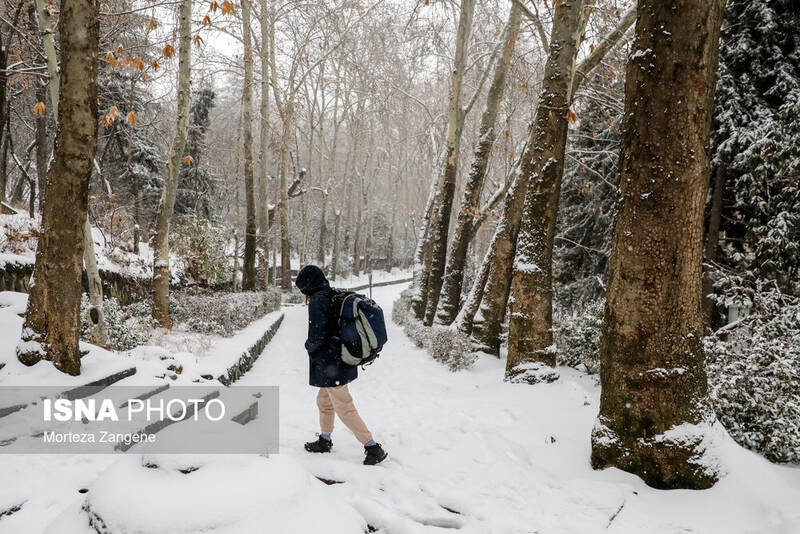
top-left (295, 265), bottom-right (358, 388)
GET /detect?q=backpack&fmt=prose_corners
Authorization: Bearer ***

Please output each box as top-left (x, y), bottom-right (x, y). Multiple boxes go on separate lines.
top-left (329, 289), bottom-right (388, 367)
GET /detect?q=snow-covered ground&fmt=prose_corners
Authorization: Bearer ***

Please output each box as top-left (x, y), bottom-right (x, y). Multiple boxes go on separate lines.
top-left (1, 282), bottom-right (799, 533)
top-left (0, 212), bottom-right (156, 279)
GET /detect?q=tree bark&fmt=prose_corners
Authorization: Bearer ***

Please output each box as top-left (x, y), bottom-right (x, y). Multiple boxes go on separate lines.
top-left (590, 0), bottom-right (725, 490)
top-left (470, 165), bottom-right (528, 353)
top-left (241, 0), bottom-right (257, 290)
top-left (331, 208), bottom-right (341, 281)
top-left (435, 3), bottom-right (522, 325)
top-left (318, 187), bottom-right (328, 266)
top-left (422, 0), bottom-right (476, 326)
top-left (128, 78), bottom-right (141, 255)
top-left (257, 0), bottom-right (270, 288)
top-left (506, 0), bottom-right (591, 374)
top-left (454, 236), bottom-right (492, 335)
top-left (410, 160), bottom-right (440, 319)
top-left (0, 33), bottom-right (7, 202)
top-left (34, 0), bottom-right (59, 118)
top-left (35, 82), bottom-right (48, 212)
top-left (266, 0), bottom-right (293, 290)
top-left (152, 0), bottom-right (192, 327)
top-left (83, 220), bottom-right (108, 347)
top-left (278, 113), bottom-right (292, 289)
top-left (17, 0), bottom-right (100, 374)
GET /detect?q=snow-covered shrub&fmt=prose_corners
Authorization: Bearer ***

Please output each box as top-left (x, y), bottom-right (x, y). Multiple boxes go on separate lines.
top-left (283, 287), bottom-right (306, 304)
top-left (554, 299), bottom-right (604, 374)
top-left (506, 361), bottom-right (560, 384)
top-left (170, 289), bottom-right (281, 337)
top-left (403, 316), bottom-right (430, 349)
top-left (0, 214), bottom-right (38, 255)
top-left (704, 275), bottom-right (800, 463)
top-left (429, 326), bottom-right (476, 372)
top-left (391, 289), bottom-right (413, 326)
top-left (80, 295), bottom-right (153, 351)
top-left (172, 219), bottom-right (233, 286)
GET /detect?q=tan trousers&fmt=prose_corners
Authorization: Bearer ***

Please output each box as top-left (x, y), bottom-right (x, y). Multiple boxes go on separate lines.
top-left (316, 384), bottom-right (373, 444)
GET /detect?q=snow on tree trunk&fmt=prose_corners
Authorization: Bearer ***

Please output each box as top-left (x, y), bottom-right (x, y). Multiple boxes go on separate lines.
top-left (435, 3), bottom-right (522, 326)
top-left (241, 0), bottom-right (257, 291)
top-left (152, 0), bottom-right (192, 327)
top-left (453, 236), bottom-right (492, 336)
top-left (590, 0), bottom-right (725, 490)
top-left (0, 34), bottom-right (7, 203)
top-left (505, 0), bottom-right (591, 376)
top-left (17, 0), bottom-right (100, 374)
top-left (470, 166), bottom-right (528, 354)
top-left (422, 0), bottom-right (476, 327)
top-left (410, 146), bottom-right (443, 319)
top-left (83, 220), bottom-right (108, 347)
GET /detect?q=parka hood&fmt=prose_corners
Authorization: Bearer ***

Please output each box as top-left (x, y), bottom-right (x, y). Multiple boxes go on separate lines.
top-left (294, 265), bottom-right (330, 295)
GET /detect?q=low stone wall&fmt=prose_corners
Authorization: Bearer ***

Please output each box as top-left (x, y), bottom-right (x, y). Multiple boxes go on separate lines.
top-left (0, 258), bottom-right (31, 293)
top-left (0, 258), bottom-right (153, 306)
top-left (217, 313), bottom-right (285, 386)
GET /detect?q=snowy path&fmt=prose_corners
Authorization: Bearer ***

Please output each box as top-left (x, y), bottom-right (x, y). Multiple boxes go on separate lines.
top-left (235, 283), bottom-right (800, 534)
top-left (1, 282), bottom-right (799, 533)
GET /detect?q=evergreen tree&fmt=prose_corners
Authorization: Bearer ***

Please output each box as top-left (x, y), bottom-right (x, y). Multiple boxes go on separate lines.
top-left (555, 67), bottom-right (624, 310)
top-left (97, 70), bottom-right (163, 222)
top-left (176, 87), bottom-right (219, 219)
top-left (711, 0), bottom-right (800, 291)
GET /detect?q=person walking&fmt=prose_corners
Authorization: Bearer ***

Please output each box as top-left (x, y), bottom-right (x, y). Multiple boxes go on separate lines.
top-left (295, 265), bottom-right (388, 465)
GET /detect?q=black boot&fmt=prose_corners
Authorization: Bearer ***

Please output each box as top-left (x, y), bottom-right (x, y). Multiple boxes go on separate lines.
top-left (363, 443), bottom-right (388, 465)
top-left (304, 435), bottom-right (332, 453)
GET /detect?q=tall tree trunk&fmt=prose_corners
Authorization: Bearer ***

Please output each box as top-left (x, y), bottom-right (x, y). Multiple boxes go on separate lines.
top-left (17, 0), bottom-right (100, 374)
top-left (233, 232), bottom-right (240, 291)
top-left (506, 0), bottom-right (591, 375)
top-left (300, 191), bottom-right (308, 264)
top-left (422, 0), bottom-right (476, 326)
top-left (152, 0), bottom-right (192, 327)
top-left (241, 0), bottom-right (257, 290)
top-left (454, 235), bottom-right (492, 335)
top-left (364, 204), bottom-right (373, 273)
top-left (410, 161), bottom-right (440, 318)
top-left (702, 165), bottom-right (725, 321)
top-left (331, 208), bottom-right (341, 281)
top-left (591, 0), bottom-right (725, 490)
top-left (469, 166), bottom-right (528, 353)
top-left (0, 120), bottom-right (7, 203)
top-left (435, 3), bottom-right (522, 325)
top-left (83, 220), bottom-right (108, 346)
top-left (128, 78), bottom-right (141, 255)
top-left (271, 238), bottom-right (277, 286)
top-left (506, 3), bottom-right (635, 373)
top-left (352, 195), bottom-right (361, 276)
top-left (278, 112), bottom-right (292, 289)
top-left (34, 0), bottom-right (59, 118)
top-left (0, 33), bottom-right (7, 202)
top-left (35, 82), bottom-right (48, 212)
top-left (257, 0), bottom-right (270, 288)
top-left (386, 205), bottom-right (395, 272)
top-left (318, 187), bottom-right (328, 266)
